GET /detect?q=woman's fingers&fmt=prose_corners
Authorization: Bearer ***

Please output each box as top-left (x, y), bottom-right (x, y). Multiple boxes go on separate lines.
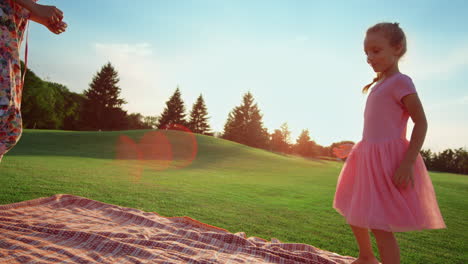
top-left (55, 23), bottom-right (66, 34)
top-left (54, 8), bottom-right (63, 20)
top-left (45, 6), bottom-right (63, 24)
top-left (48, 21), bottom-right (67, 34)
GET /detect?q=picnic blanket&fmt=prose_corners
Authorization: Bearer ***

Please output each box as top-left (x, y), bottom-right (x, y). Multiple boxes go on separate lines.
top-left (0, 194), bottom-right (356, 264)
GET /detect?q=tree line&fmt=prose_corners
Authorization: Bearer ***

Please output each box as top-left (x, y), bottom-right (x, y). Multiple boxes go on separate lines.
top-left (21, 62), bottom-right (467, 175)
top-left (420, 148), bottom-right (468, 175)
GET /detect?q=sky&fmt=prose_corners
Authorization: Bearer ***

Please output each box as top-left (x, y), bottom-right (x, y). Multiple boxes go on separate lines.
top-left (22, 0), bottom-right (468, 152)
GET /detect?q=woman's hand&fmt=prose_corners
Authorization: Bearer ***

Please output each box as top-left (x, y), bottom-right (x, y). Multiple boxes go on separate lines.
top-left (332, 143), bottom-right (354, 159)
top-left (393, 161), bottom-right (415, 189)
top-left (45, 20), bottom-right (67, 35)
top-left (29, 4), bottom-right (66, 34)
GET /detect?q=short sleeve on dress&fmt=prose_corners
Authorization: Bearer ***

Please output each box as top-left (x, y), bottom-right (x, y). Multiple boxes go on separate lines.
top-left (393, 74), bottom-right (417, 104)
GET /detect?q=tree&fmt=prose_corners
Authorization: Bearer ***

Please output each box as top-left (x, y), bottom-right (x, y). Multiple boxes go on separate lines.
top-left (21, 68), bottom-right (59, 129)
top-left (62, 91), bottom-right (86, 131)
top-left (269, 123), bottom-right (291, 154)
top-left (21, 62), bottom-right (85, 130)
top-left (222, 91), bottom-right (269, 149)
top-left (187, 94), bottom-right (212, 135)
top-left (48, 82), bottom-right (86, 130)
top-left (81, 62), bottom-right (127, 130)
top-left (279, 122), bottom-right (292, 153)
top-left (434, 149), bottom-right (454, 173)
top-left (223, 107), bottom-right (244, 143)
top-left (270, 129), bottom-right (286, 153)
top-left (420, 149), bottom-right (434, 169)
top-left (143, 116), bottom-right (159, 129)
top-left (126, 113), bottom-right (152, 129)
top-left (280, 123), bottom-right (291, 145)
top-left (421, 147), bottom-right (468, 175)
top-left (293, 129), bottom-right (319, 157)
top-left (157, 86), bottom-right (187, 129)
top-left (453, 147), bottom-right (468, 174)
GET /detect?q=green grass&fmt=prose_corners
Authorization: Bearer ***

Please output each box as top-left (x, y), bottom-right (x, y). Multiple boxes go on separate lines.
top-left (1, 129), bottom-right (466, 263)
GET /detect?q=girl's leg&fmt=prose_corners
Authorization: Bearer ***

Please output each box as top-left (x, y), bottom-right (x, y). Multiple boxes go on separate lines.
top-left (349, 224), bottom-right (380, 263)
top-left (371, 228), bottom-right (400, 264)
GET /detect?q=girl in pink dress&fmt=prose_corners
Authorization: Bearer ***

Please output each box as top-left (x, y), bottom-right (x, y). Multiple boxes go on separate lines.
top-left (332, 22), bottom-right (446, 264)
top-left (0, 0), bottom-right (66, 162)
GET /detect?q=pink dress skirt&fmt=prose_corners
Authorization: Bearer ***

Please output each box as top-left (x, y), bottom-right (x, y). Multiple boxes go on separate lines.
top-left (333, 73), bottom-right (446, 232)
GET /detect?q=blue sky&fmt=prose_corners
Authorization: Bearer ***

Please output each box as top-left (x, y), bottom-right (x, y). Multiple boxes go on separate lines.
top-left (23, 0), bottom-right (468, 151)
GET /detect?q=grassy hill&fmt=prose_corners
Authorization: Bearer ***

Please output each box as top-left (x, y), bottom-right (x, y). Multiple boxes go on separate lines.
top-left (1, 129), bottom-right (466, 263)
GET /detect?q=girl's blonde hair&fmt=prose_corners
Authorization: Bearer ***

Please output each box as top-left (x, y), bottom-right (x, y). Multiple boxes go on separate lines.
top-left (362, 22), bottom-right (407, 93)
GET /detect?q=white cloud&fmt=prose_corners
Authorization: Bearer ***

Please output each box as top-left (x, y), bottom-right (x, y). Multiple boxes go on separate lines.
top-left (94, 42), bottom-right (166, 116)
top-left (99, 43), bottom-right (153, 56)
top-left (401, 43), bottom-right (468, 81)
top-left (94, 42), bottom-right (155, 82)
top-left (423, 121), bottom-right (468, 152)
top-left (427, 95), bottom-right (468, 110)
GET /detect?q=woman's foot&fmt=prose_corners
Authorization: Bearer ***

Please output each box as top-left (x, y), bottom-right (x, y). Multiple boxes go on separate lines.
top-left (351, 256), bottom-right (380, 264)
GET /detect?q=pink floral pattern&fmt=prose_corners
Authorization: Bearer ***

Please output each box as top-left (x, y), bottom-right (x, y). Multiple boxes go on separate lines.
top-left (0, 0), bottom-right (36, 161)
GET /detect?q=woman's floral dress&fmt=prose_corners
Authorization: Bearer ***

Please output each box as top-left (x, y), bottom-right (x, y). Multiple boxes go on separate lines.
top-left (0, 0), bottom-right (36, 161)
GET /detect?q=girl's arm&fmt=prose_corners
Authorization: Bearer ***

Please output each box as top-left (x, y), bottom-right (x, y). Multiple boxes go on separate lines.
top-left (393, 93), bottom-right (427, 189)
top-left (402, 93), bottom-right (428, 164)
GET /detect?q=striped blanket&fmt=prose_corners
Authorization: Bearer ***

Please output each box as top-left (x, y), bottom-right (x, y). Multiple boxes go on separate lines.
top-left (0, 194), bottom-right (356, 263)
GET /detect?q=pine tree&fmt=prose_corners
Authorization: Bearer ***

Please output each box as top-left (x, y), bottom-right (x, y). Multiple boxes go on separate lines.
top-left (157, 86), bottom-right (187, 129)
top-left (188, 94), bottom-right (212, 134)
top-left (222, 92), bottom-right (269, 149)
top-left (81, 62), bottom-right (127, 130)
top-left (222, 107), bottom-right (245, 143)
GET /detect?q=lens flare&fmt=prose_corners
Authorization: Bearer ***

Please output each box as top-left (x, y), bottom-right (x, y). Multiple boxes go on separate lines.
top-left (115, 134), bottom-right (144, 183)
top-left (164, 124), bottom-right (198, 169)
top-left (114, 124), bottom-right (199, 182)
top-left (332, 143), bottom-right (354, 159)
top-left (139, 130), bottom-right (173, 171)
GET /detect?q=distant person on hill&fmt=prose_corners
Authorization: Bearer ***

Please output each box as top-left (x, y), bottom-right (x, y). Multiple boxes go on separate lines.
top-left (332, 22), bottom-right (446, 264)
top-left (0, 0), bottom-right (66, 162)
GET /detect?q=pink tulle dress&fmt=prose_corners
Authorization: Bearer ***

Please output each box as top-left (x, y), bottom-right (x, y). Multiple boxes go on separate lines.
top-left (333, 72), bottom-right (446, 232)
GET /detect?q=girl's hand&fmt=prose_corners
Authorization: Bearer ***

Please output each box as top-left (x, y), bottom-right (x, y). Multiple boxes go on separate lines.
top-left (332, 143), bottom-right (354, 159)
top-left (393, 161), bottom-right (415, 189)
top-left (29, 4), bottom-right (66, 34)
